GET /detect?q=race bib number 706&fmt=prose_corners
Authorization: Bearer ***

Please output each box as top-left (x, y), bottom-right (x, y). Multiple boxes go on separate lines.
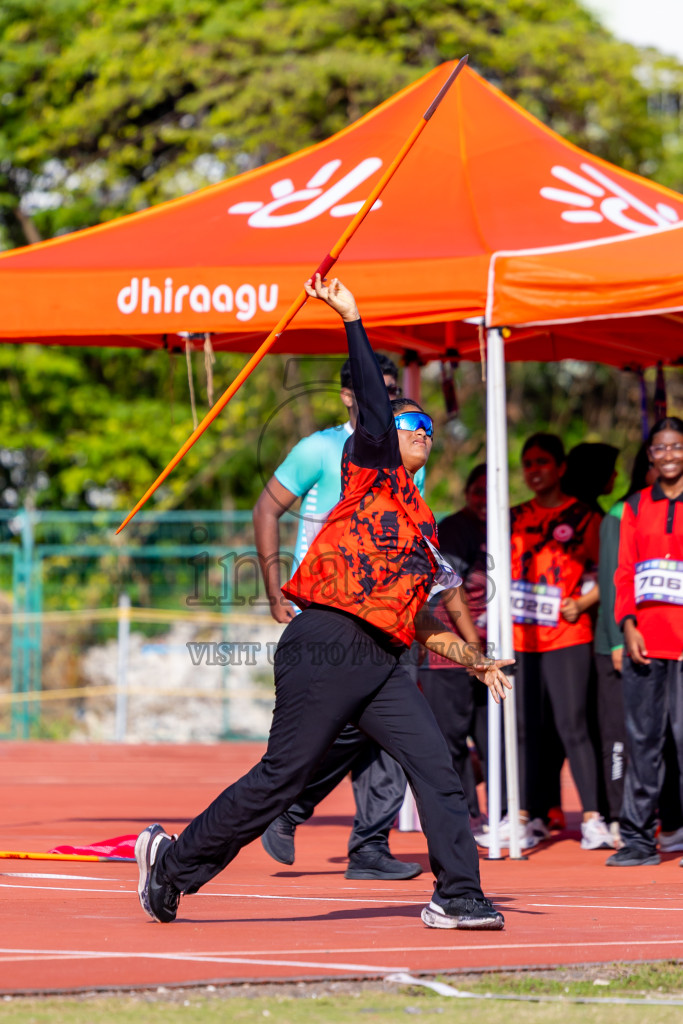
top-left (635, 559), bottom-right (683, 606)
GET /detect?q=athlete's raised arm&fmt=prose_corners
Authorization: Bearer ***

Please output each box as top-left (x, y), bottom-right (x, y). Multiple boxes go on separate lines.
top-left (304, 275), bottom-right (397, 466)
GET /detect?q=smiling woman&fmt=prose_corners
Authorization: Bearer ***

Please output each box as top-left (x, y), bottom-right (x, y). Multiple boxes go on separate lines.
top-left (498, 432), bottom-right (612, 855)
top-left (611, 416), bottom-right (683, 866)
top-left (392, 402), bottom-right (433, 476)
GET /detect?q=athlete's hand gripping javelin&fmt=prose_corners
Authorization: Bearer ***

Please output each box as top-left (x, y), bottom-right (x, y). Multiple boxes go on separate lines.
top-left (304, 274), bottom-right (360, 323)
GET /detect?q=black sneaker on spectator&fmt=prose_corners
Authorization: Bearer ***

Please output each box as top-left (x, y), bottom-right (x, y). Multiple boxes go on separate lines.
top-left (135, 824), bottom-right (181, 922)
top-left (261, 815), bottom-right (297, 865)
top-left (345, 849), bottom-right (422, 880)
top-left (605, 845), bottom-right (660, 866)
top-left (421, 891), bottom-right (504, 930)
top-left (660, 826), bottom-right (683, 852)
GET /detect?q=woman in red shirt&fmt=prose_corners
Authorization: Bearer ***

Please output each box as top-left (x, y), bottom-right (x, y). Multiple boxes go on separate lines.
top-left (509, 433), bottom-right (612, 852)
top-left (609, 416), bottom-right (683, 866)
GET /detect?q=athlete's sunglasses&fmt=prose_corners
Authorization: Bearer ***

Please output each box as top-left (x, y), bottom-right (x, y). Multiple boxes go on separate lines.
top-left (394, 411), bottom-right (434, 437)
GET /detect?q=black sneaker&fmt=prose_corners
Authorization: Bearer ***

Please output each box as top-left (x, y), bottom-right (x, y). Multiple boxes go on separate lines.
top-left (345, 850), bottom-right (422, 880)
top-left (261, 816), bottom-right (297, 865)
top-left (606, 845), bottom-right (660, 866)
top-left (421, 892), bottom-right (504, 930)
top-left (135, 824), bottom-right (181, 923)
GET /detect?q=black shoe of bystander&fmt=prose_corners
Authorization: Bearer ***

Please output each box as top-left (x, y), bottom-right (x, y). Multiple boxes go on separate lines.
top-left (345, 849), bottom-right (422, 880)
top-left (605, 846), bottom-right (660, 866)
top-left (261, 816), bottom-right (297, 865)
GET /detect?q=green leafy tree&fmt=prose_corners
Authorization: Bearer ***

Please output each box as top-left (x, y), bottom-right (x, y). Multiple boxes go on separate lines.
top-left (0, 0), bottom-right (681, 512)
top-left (2, 0), bottom-right (681, 245)
top-left (0, 342), bottom-right (350, 509)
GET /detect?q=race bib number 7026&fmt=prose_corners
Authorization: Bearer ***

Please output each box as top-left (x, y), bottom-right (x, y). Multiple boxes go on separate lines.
top-left (511, 580), bottom-right (562, 627)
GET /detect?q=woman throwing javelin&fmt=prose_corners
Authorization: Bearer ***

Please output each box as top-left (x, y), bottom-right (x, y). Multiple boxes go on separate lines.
top-left (135, 276), bottom-right (512, 931)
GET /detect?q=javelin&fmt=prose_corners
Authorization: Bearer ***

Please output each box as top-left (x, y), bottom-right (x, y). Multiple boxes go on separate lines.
top-left (117, 56), bottom-right (468, 533)
top-left (0, 851), bottom-right (134, 862)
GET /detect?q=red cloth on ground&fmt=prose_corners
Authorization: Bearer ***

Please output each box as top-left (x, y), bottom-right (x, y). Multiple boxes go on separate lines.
top-left (49, 834), bottom-right (137, 859)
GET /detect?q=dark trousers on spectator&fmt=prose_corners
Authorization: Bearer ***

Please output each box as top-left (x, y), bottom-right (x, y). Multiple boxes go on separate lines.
top-left (514, 645), bottom-right (598, 820)
top-left (659, 726), bottom-right (683, 833)
top-left (159, 606), bottom-right (482, 900)
top-left (420, 666), bottom-right (498, 819)
top-left (279, 724), bottom-right (407, 857)
top-left (594, 652), bottom-right (626, 823)
top-left (621, 656), bottom-right (683, 852)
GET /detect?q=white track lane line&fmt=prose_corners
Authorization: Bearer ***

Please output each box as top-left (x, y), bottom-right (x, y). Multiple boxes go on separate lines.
top-left (0, 882), bottom-right (415, 904)
top-left (0, 883), bottom-right (128, 893)
top-left (0, 949), bottom-right (404, 972)
top-left (489, 892), bottom-right (683, 900)
top-left (3, 937), bottom-right (683, 965)
top-left (529, 903), bottom-right (683, 911)
top-left (0, 872), bottom-right (113, 880)
top-left (5, 879), bottom-right (680, 913)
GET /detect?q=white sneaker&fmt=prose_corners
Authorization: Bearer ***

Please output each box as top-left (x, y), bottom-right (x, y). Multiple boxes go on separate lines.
top-left (580, 815), bottom-right (614, 850)
top-left (659, 825), bottom-right (683, 852)
top-left (475, 816), bottom-right (549, 850)
top-left (522, 817), bottom-right (550, 849)
top-left (475, 814), bottom-right (513, 847)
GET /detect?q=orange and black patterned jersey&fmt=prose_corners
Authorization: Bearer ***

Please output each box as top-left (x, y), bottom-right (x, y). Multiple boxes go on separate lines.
top-left (510, 496), bottom-right (600, 653)
top-left (282, 319), bottom-right (438, 647)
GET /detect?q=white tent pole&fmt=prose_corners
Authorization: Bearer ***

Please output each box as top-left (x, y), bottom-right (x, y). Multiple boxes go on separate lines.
top-left (488, 327), bottom-right (523, 860)
top-left (114, 592), bottom-right (131, 743)
top-left (485, 333), bottom-right (502, 860)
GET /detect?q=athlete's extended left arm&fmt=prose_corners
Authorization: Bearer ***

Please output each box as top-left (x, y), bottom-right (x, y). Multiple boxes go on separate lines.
top-left (414, 608), bottom-right (513, 703)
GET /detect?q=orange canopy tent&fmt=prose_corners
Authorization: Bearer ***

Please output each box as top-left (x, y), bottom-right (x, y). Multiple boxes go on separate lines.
top-left (484, 222), bottom-right (683, 364)
top-left (1, 61), bottom-right (682, 362)
top-left (4, 58), bottom-right (681, 858)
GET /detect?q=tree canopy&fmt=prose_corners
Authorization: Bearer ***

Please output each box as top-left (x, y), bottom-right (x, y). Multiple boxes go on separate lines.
top-left (3, 0), bottom-right (682, 243)
top-left (0, 0), bottom-right (681, 511)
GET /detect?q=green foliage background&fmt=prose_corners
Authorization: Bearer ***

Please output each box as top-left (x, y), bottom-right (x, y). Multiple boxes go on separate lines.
top-left (0, 0), bottom-right (682, 512)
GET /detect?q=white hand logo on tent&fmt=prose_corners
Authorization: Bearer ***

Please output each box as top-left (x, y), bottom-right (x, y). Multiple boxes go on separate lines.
top-left (540, 163), bottom-right (680, 233)
top-left (227, 158), bottom-right (383, 228)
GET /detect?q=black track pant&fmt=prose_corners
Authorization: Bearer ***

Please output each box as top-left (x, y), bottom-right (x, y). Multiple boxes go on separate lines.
top-left (621, 656), bottom-right (683, 852)
top-left (419, 666), bottom-right (501, 819)
top-left (594, 652), bottom-right (626, 822)
top-left (277, 724), bottom-right (407, 857)
top-left (515, 645), bottom-right (598, 819)
top-left (279, 646), bottom-right (415, 857)
top-left (659, 726), bottom-right (683, 833)
top-left (160, 607), bottom-right (483, 900)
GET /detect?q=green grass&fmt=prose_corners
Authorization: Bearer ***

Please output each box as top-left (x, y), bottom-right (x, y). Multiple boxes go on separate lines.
top-left (458, 961), bottom-right (683, 999)
top-left (3, 964), bottom-right (683, 1024)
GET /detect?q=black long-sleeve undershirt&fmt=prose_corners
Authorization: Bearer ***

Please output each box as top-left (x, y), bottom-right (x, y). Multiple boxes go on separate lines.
top-left (343, 318), bottom-right (401, 472)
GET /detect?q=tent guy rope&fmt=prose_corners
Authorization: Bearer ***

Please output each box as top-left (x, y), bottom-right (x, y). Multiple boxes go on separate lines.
top-left (116, 55), bottom-right (468, 533)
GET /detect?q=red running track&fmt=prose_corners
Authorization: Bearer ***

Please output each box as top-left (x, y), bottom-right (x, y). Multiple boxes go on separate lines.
top-left (2, 742), bottom-right (683, 995)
